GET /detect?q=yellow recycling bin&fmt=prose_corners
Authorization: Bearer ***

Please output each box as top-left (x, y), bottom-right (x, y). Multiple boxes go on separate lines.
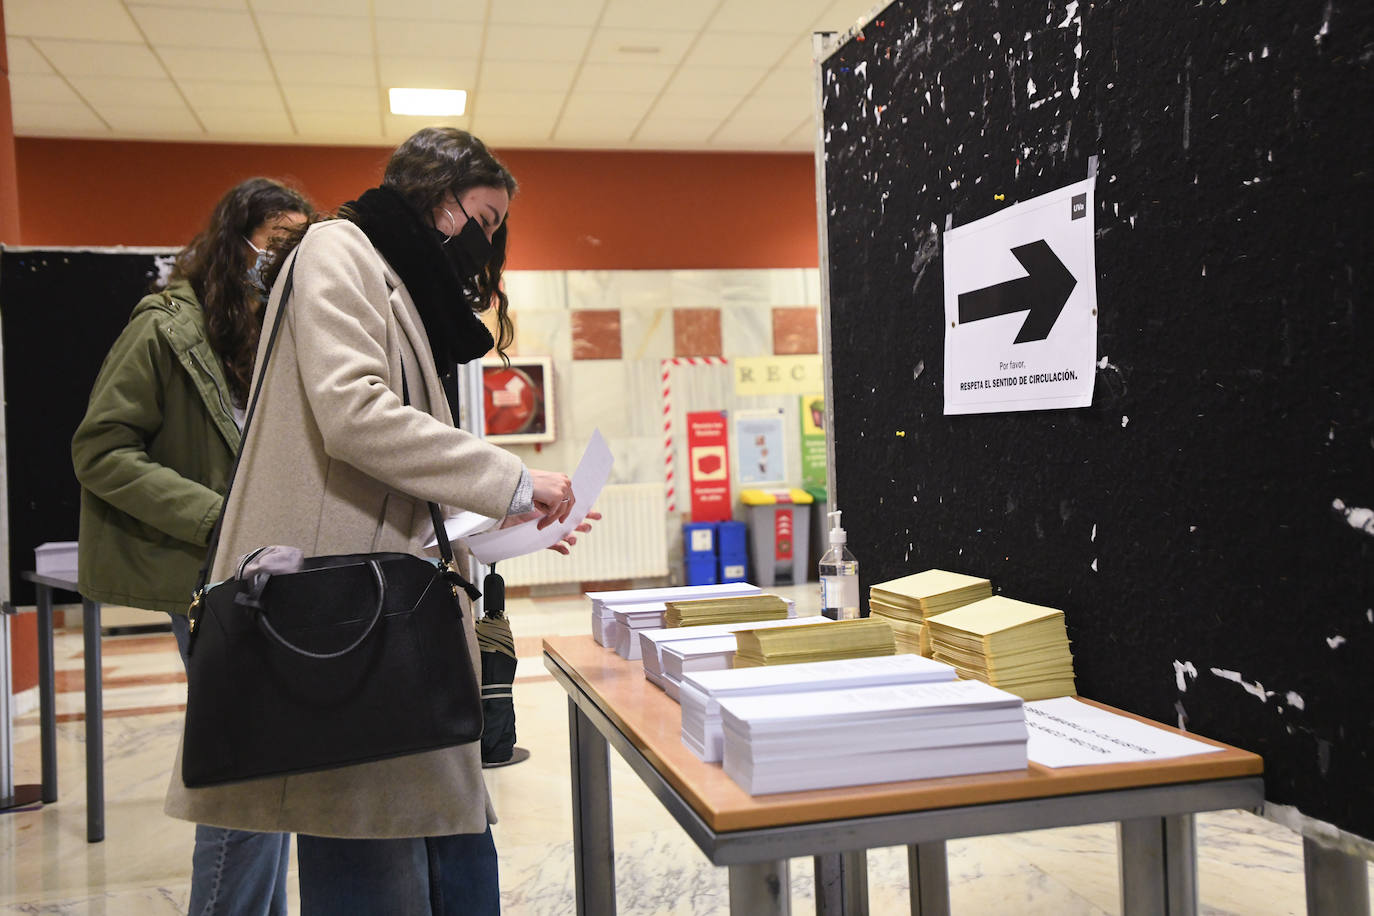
top-left (738, 489), bottom-right (813, 588)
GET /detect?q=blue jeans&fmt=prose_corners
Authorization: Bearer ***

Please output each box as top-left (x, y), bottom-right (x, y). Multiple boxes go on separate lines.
top-left (171, 614), bottom-right (293, 916)
top-left (297, 828), bottom-right (500, 916)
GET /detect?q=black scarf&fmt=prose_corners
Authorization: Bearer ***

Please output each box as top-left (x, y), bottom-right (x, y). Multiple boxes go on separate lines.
top-left (342, 185), bottom-right (494, 371)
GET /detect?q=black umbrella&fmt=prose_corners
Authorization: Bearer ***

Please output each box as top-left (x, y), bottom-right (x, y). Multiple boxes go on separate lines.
top-left (476, 566), bottom-right (527, 767)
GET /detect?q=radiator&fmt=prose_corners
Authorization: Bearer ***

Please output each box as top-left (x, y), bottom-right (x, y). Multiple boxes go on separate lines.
top-left (496, 483), bottom-right (669, 586)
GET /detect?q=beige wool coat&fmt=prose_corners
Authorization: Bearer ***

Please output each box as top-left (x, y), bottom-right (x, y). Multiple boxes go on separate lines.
top-left (164, 219), bottom-right (524, 838)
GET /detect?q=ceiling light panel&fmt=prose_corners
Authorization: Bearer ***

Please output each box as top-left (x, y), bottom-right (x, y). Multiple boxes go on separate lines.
top-left (4, 0), bottom-right (142, 42)
top-left (126, 6), bottom-right (260, 49)
top-left (388, 88), bottom-right (466, 116)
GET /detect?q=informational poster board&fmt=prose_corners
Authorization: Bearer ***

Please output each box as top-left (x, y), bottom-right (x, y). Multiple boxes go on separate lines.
top-left (943, 178), bottom-right (1098, 414)
top-left (734, 408), bottom-right (787, 486)
top-left (799, 394), bottom-right (826, 490)
top-left (686, 410), bottom-right (731, 522)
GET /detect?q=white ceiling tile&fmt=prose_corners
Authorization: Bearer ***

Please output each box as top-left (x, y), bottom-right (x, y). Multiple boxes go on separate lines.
top-left (179, 80), bottom-right (283, 110)
top-left (818, 0), bottom-right (885, 33)
top-left (97, 104), bottom-right (203, 134)
top-left (373, 1), bottom-right (484, 23)
top-left (488, 0), bottom-right (604, 27)
top-left (553, 117), bottom-right (638, 146)
top-left (139, 0), bottom-right (246, 7)
top-left (254, 0), bottom-right (369, 13)
top-left (711, 0), bottom-right (832, 35)
top-left (127, 5), bottom-right (260, 49)
top-left (381, 112), bottom-right (472, 139)
top-left (294, 111), bottom-right (385, 138)
top-left (633, 116), bottom-right (727, 146)
top-left (11, 102), bottom-right (107, 133)
top-left (710, 115), bottom-right (799, 146)
top-left (468, 114), bottom-right (559, 147)
top-left (559, 91), bottom-right (657, 123)
top-left (196, 107), bottom-right (296, 136)
top-left (777, 35), bottom-right (818, 70)
top-left (257, 12), bottom-right (372, 54)
top-left (601, 0), bottom-right (714, 31)
top-left (374, 20), bottom-right (482, 58)
top-left (378, 57), bottom-right (480, 90)
top-left (31, 39), bottom-right (165, 79)
top-left (574, 64), bottom-right (674, 95)
top-left (781, 117), bottom-right (818, 149)
top-left (8, 73), bottom-right (86, 107)
top-left (584, 28), bottom-right (696, 66)
top-left (68, 75), bottom-right (186, 108)
top-left (5, 0), bottom-right (143, 42)
top-left (684, 31), bottom-right (795, 68)
top-left (483, 25), bottom-right (592, 63)
top-left (480, 60), bottom-right (579, 93)
top-left (270, 53), bottom-right (375, 88)
top-left (160, 47), bottom-right (274, 82)
top-left (731, 92), bottom-right (812, 125)
top-left (282, 85), bottom-right (381, 114)
top-left (5, 38), bottom-right (54, 74)
top-left (651, 93), bottom-right (744, 120)
top-left (467, 90), bottom-right (566, 119)
top-left (753, 66), bottom-right (816, 103)
top-left (666, 66), bottom-right (768, 95)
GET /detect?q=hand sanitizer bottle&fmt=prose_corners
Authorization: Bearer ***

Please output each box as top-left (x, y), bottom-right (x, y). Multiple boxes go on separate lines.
top-left (819, 509), bottom-right (859, 620)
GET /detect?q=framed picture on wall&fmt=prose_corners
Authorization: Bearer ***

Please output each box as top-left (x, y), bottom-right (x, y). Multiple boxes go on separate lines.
top-left (481, 356), bottom-right (555, 444)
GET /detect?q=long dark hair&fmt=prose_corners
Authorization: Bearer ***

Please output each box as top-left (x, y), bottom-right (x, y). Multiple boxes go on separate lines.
top-left (382, 128), bottom-right (518, 357)
top-left (172, 178), bottom-right (314, 405)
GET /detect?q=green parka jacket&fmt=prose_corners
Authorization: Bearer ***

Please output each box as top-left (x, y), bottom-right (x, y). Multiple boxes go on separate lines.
top-left (71, 279), bottom-right (243, 614)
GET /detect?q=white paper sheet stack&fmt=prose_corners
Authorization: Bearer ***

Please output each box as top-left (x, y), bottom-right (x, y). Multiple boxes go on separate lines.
top-left (718, 679), bottom-right (1028, 795)
top-left (639, 616), bottom-right (832, 692)
top-left (586, 582), bottom-right (763, 647)
top-left (679, 654), bottom-right (957, 762)
top-left (611, 596), bottom-right (797, 661)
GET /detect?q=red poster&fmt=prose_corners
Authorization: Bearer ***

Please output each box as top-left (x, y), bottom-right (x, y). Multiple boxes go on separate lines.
top-left (687, 410), bottom-right (732, 522)
top-left (774, 509), bottom-right (794, 561)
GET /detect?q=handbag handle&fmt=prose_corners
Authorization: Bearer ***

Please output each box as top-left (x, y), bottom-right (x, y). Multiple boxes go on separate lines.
top-left (246, 559), bottom-right (388, 660)
top-left (189, 246), bottom-right (480, 642)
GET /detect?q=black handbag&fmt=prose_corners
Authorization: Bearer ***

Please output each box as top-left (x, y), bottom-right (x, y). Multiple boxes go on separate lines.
top-left (181, 256), bottom-right (484, 788)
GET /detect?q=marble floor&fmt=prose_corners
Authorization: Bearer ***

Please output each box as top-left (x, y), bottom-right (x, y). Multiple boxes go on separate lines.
top-left (3, 583), bottom-right (1368, 914)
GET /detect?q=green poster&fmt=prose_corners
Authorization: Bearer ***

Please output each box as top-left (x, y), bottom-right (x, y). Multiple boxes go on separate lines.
top-left (800, 394), bottom-right (827, 491)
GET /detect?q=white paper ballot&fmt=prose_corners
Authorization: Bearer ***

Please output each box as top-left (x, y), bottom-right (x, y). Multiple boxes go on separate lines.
top-left (1024, 697), bottom-right (1223, 767)
top-left (460, 429), bottom-right (614, 564)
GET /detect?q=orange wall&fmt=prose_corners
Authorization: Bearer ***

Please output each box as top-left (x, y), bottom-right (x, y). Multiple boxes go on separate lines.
top-left (15, 138), bottom-right (820, 269)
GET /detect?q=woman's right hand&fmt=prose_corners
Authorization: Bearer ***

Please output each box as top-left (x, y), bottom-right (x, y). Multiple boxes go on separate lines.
top-left (529, 469), bottom-right (574, 529)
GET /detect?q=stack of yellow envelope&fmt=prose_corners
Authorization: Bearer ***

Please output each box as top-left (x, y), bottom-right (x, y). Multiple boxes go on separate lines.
top-left (925, 595), bottom-right (1077, 700)
top-left (868, 570), bottom-right (993, 657)
top-left (663, 594), bottom-right (789, 628)
top-left (733, 618), bottom-right (895, 668)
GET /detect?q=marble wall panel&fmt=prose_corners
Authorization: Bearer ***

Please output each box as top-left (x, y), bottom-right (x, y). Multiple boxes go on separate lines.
top-left (508, 308), bottom-right (573, 362)
top-left (720, 304), bottom-right (771, 357)
top-left (567, 270), bottom-right (673, 311)
top-left (621, 308), bottom-right (673, 361)
top-left (567, 360), bottom-right (632, 440)
top-left (503, 270), bottom-right (568, 312)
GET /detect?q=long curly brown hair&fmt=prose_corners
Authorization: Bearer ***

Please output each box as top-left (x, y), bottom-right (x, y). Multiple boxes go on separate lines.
top-left (171, 178), bottom-right (314, 405)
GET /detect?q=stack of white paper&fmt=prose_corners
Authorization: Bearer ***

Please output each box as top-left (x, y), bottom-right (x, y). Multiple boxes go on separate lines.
top-left (718, 679), bottom-right (1028, 795)
top-left (660, 636), bottom-right (740, 699)
top-left (640, 617), bottom-right (831, 692)
top-left (679, 654), bottom-right (957, 762)
top-left (611, 595), bottom-right (797, 661)
top-left (587, 582), bottom-right (762, 647)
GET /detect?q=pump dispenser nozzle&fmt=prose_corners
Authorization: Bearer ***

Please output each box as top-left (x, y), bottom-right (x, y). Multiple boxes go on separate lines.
top-left (828, 509), bottom-right (846, 545)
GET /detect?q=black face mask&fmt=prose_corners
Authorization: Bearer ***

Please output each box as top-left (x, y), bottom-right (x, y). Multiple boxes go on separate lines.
top-left (437, 200), bottom-right (495, 282)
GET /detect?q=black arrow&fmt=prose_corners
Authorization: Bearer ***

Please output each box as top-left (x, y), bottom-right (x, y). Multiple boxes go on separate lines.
top-left (956, 240), bottom-right (1077, 343)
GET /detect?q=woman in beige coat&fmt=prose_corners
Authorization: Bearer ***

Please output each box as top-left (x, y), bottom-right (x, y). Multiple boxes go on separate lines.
top-left (165, 128), bottom-right (586, 914)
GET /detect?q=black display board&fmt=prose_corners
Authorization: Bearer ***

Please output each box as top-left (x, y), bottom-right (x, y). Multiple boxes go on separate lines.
top-left (1, 247), bottom-right (174, 605)
top-left (821, 3), bottom-right (1371, 838)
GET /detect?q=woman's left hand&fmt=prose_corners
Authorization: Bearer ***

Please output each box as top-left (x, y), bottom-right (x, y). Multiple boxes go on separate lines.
top-left (547, 511), bottom-right (601, 555)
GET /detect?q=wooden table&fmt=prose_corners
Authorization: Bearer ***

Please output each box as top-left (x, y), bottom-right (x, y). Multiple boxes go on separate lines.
top-left (543, 636), bottom-right (1264, 916)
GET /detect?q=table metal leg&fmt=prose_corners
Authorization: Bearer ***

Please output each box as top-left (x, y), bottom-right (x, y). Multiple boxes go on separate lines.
top-left (1304, 837), bottom-right (1371, 916)
top-left (568, 697), bottom-right (614, 915)
top-left (815, 850), bottom-right (868, 915)
top-left (1119, 814), bottom-right (1196, 916)
top-left (82, 598), bottom-right (104, 843)
top-left (908, 841), bottom-right (951, 916)
top-left (729, 860), bottom-right (790, 915)
top-left (35, 585), bottom-right (57, 804)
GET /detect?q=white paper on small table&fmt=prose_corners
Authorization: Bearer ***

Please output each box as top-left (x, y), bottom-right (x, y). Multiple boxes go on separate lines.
top-left (1025, 697), bottom-right (1223, 767)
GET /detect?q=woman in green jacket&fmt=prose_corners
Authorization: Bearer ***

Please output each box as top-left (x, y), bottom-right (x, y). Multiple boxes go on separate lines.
top-left (71, 177), bottom-right (313, 916)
